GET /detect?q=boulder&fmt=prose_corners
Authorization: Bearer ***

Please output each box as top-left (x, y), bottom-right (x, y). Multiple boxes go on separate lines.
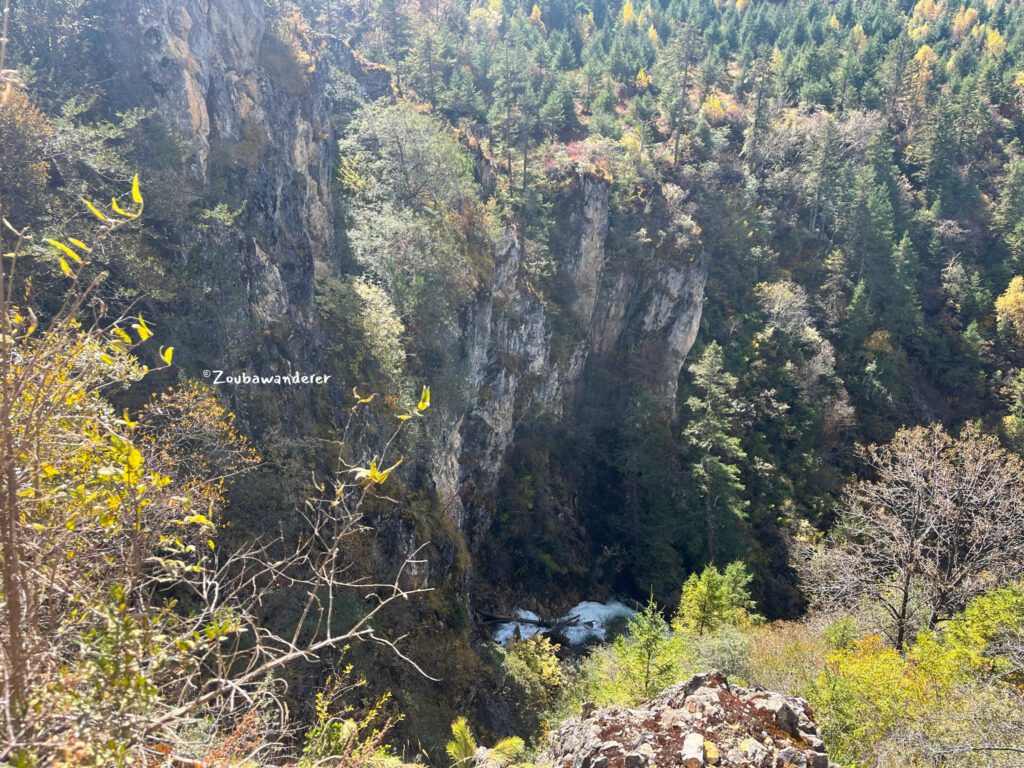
top-left (538, 672), bottom-right (840, 768)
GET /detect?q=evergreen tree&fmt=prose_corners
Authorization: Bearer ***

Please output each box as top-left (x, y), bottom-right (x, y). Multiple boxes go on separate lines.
top-left (996, 152), bottom-right (1024, 273)
top-left (655, 21), bottom-right (700, 166)
top-left (673, 562), bottom-right (761, 636)
top-left (885, 233), bottom-right (923, 345)
top-left (539, 75), bottom-right (575, 136)
top-left (444, 67), bottom-right (486, 122)
top-left (742, 50), bottom-right (776, 172)
top-left (371, 0), bottom-right (412, 83)
top-left (683, 343), bottom-right (747, 564)
top-left (407, 23), bottom-right (449, 105)
top-left (612, 599), bottom-right (681, 701)
top-left (488, 41), bottom-right (530, 171)
top-left (820, 249), bottom-right (853, 325)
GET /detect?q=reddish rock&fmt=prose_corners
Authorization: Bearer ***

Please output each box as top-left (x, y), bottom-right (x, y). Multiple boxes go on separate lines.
top-left (538, 672), bottom-right (838, 768)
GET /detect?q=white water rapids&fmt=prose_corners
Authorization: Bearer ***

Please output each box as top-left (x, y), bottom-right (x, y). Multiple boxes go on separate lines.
top-left (492, 600), bottom-right (636, 646)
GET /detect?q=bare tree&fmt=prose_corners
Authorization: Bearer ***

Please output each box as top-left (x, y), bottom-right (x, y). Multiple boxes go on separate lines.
top-left (799, 424), bottom-right (1024, 651)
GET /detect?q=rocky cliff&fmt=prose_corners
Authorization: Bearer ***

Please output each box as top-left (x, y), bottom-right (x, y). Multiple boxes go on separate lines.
top-left (104, 0), bottom-right (335, 364)
top-left (77, 0), bottom-right (713, 744)
top-left (540, 672), bottom-right (838, 768)
top-left (439, 175), bottom-right (707, 540)
top-left (94, 0), bottom-right (707, 587)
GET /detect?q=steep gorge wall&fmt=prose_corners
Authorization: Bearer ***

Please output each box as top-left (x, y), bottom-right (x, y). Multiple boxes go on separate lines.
top-left (96, 0), bottom-right (707, 587)
top-left (101, 0), bottom-right (334, 378)
top-left (442, 175), bottom-right (707, 546)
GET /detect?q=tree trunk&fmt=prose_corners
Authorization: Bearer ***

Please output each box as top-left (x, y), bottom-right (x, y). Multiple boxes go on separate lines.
top-left (894, 569), bottom-right (913, 654)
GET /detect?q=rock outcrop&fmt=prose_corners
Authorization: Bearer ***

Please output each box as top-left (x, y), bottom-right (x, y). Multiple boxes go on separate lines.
top-left (440, 173), bottom-right (706, 541)
top-left (100, 0), bottom-right (340, 379)
top-left (540, 672), bottom-right (837, 768)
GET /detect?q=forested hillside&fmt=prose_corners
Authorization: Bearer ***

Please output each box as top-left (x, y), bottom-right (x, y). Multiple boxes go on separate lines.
top-left (1, 0), bottom-right (1024, 764)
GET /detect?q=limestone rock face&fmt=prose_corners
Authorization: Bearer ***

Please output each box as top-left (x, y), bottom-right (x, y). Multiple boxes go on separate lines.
top-left (94, 1), bottom-right (709, 569)
top-left (435, 168), bottom-right (706, 540)
top-left (539, 672), bottom-right (838, 768)
top-left (101, 0), bottom-right (337, 373)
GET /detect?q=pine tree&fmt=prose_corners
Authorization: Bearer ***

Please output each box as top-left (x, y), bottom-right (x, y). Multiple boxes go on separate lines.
top-left (407, 23), bottom-right (448, 105)
top-left (820, 249), bottom-right (852, 325)
top-left (996, 152), bottom-right (1024, 273)
top-left (654, 21), bottom-right (700, 166)
top-left (612, 598), bottom-right (681, 701)
top-left (674, 566), bottom-right (728, 636)
top-left (742, 50), bottom-right (775, 172)
top-left (844, 280), bottom-right (874, 351)
top-left (849, 170), bottom-right (897, 294)
top-left (539, 75), bottom-right (574, 136)
top-left (879, 30), bottom-right (912, 129)
top-left (488, 42), bottom-right (529, 172)
top-left (444, 67), bottom-right (485, 122)
top-left (673, 562), bottom-right (761, 636)
top-left (886, 233), bottom-right (923, 345)
top-left (807, 118), bottom-right (844, 231)
top-left (372, 0), bottom-right (412, 84)
top-left (683, 343), bottom-right (747, 564)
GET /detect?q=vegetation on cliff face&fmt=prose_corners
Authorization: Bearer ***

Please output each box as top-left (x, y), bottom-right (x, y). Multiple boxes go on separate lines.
top-left (2, 0), bottom-right (1024, 763)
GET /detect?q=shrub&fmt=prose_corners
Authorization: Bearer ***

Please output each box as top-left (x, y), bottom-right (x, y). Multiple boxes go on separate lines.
top-left (500, 635), bottom-right (566, 721)
top-left (0, 89), bottom-right (52, 224)
top-left (673, 562), bottom-right (762, 636)
top-left (747, 621), bottom-right (828, 698)
top-left (690, 625), bottom-right (753, 682)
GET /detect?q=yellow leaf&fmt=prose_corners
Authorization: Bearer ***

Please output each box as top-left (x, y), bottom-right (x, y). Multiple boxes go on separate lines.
top-left (127, 447), bottom-right (144, 471)
top-left (68, 238), bottom-right (92, 253)
top-left (111, 197), bottom-right (138, 218)
top-left (621, 0), bottom-right (635, 25)
top-left (417, 385), bottom-right (431, 412)
top-left (352, 457), bottom-right (403, 485)
top-left (131, 174), bottom-right (143, 205)
top-left (133, 314), bottom-right (153, 342)
top-left (59, 258), bottom-right (74, 278)
top-left (160, 346), bottom-right (174, 365)
top-left (82, 198), bottom-right (108, 222)
top-left (100, 353), bottom-right (115, 365)
top-left (207, 539), bottom-right (216, 551)
top-left (44, 239), bottom-right (82, 264)
top-left (352, 387), bottom-right (377, 404)
top-left (122, 410), bottom-right (138, 430)
top-left (184, 514), bottom-right (214, 527)
top-left (397, 414), bottom-right (412, 421)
